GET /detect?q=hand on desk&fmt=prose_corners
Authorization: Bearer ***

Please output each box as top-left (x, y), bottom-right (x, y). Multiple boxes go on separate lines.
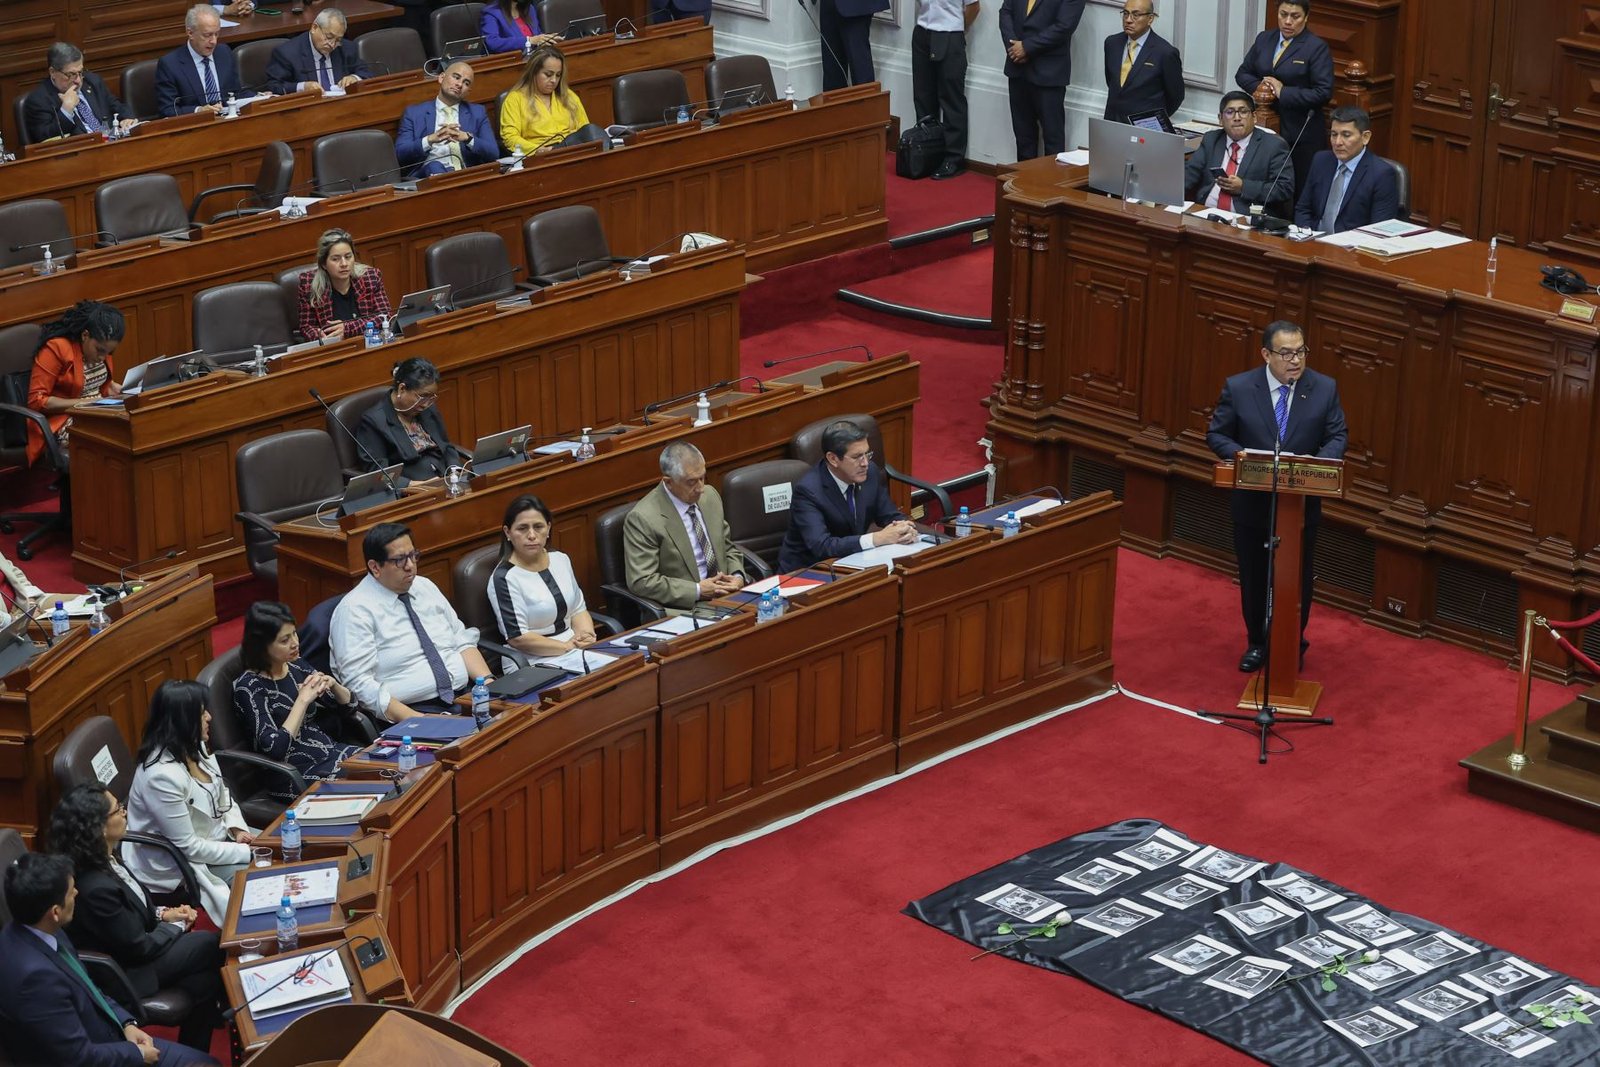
top-left (698, 574), bottom-right (744, 599)
top-left (320, 322), bottom-right (347, 340)
top-left (572, 630), bottom-right (598, 648)
top-left (222, 0), bottom-right (255, 15)
top-left (871, 520), bottom-right (919, 547)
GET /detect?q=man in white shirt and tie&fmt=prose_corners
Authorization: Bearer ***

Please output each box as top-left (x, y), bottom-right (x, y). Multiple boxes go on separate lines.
top-left (395, 61), bottom-right (501, 179)
top-left (1181, 91), bottom-right (1293, 219)
top-left (330, 522), bottom-right (494, 722)
top-left (264, 8), bottom-right (371, 96)
top-left (623, 442), bottom-right (748, 613)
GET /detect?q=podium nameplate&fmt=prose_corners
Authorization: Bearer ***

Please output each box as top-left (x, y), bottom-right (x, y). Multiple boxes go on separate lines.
top-left (1232, 452), bottom-right (1344, 498)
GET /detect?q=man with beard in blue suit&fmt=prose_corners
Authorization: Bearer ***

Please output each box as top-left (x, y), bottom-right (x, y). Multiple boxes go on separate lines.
top-left (396, 61), bottom-right (499, 178)
top-left (778, 419), bottom-right (918, 572)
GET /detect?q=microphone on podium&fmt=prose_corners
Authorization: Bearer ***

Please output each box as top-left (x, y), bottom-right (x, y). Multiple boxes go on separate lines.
top-left (762, 344), bottom-right (874, 369)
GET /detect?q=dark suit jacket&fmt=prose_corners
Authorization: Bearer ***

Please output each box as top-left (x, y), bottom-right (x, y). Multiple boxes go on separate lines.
top-left (155, 43), bottom-right (246, 117)
top-left (0, 922), bottom-right (140, 1067)
top-left (65, 867), bottom-right (182, 999)
top-left (1234, 28), bottom-right (1333, 147)
top-left (395, 98), bottom-right (500, 172)
top-left (1293, 149), bottom-right (1400, 232)
top-left (1102, 30), bottom-right (1184, 123)
top-left (354, 393), bottom-right (461, 480)
top-left (777, 460), bottom-right (905, 573)
top-left (1182, 128), bottom-right (1293, 218)
top-left (264, 33), bottom-right (372, 95)
top-left (23, 72), bottom-right (128, 143)
top-left (833, 0), bottom-right (889, 16)
top-left (1206, 366), bottom-right (1347, 527)
top-left (997, 0), bottom-right (1084, 87)
top-left (481, 3), bottom-right (544, 53)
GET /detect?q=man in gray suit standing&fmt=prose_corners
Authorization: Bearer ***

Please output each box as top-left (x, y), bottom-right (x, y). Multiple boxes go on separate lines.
top-left (1182, 91), bottom-right (1294, 218)
top-left (624, 442), bottom-right (748, 612)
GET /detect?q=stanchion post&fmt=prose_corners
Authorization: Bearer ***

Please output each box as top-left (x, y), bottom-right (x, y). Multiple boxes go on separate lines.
top-left (1508, 609), bottom-right (1536, 770)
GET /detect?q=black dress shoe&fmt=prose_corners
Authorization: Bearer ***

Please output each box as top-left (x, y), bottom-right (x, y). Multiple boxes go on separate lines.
top-left (1238, 646), bottom-right (1264, 672)
top-left (932, 159), bottom-right (964, 180)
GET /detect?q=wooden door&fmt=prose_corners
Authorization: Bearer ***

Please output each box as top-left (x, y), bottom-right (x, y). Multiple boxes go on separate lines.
top-left (1477, 2), bottom-right (1568, 249)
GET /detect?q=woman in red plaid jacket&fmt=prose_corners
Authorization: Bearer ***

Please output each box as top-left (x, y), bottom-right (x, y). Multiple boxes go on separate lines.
top-left (296, 228), bottom-right (393, 341)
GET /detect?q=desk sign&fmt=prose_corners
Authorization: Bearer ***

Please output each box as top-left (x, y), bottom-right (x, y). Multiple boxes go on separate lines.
top-left (1558, 298), bottom-right (1597, 323)
top-left (1233, 455), bottom-right (1344, 497)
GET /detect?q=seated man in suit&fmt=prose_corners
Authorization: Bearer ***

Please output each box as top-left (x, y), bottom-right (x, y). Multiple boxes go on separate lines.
top-left (1103, 0), bottom-right (1183, 123)
top-left (1182, 91), bottom-right (1293, 219)
top-left (156, 5), bottom-right (268, 116)
top-left (264, 7), bottom-right (371, 95)
top-left (623, 442), bottom-right (747, 611)
top-left (23, 42), bottom-right (136, 143)
top-left (0, 852), bottom-right (219, 1066)
top-left (1294, 105), bottom-right (1401, 233)
top-left (777, 419), bottom-right (918, 572)
top-left (330, 522), bottom-right (494, 722)
top-left (396, 61), bottom-right (500, 178)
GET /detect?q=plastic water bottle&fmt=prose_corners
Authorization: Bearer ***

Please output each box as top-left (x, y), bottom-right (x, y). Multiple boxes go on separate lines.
top-left (954, 506), bottom-right (972, 538)
top-left (757, 589), bottom-right (781, 623)
top-left (575, 429), bottom-right (596, 461)
top-left (275, 896), bottom-right (298, 952)
top-left (471, 678), bottom-right (492, 730)
top-left (252, 343), bottom-right (267, 378)
top-left (784, 84), bottom-right (795, 107)
top-left (87, 598), bottom-right (109, 636)
top-left (693, 392), bottom-right (711, 426)
top-left (51, 601), bottom-right (70, 638)
top-left (280, 810), bottom-right (302, 862)
top-left (1000, 511), bottom-right (1022, 538)
top-left (677, 103), bottom-right (690, 124)
top-left (363, 321), bottom-right (381, 348)
top-left (397, 736), bottom-right (417, 773)
top-left (444, 467), bottom-right (466, 497)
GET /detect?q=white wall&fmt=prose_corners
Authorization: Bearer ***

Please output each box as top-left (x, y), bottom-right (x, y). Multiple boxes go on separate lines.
top-left (707, 0), bottom-right (1269, 166)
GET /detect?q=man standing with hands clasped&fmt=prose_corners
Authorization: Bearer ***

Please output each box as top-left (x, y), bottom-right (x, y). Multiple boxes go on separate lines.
top-left (1206, 321), bottom-right (1347, 674)
top-left (998, 0), bottom-right (1083, 161)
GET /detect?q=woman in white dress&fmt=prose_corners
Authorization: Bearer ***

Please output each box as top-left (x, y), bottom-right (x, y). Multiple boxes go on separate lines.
top-left (126, 680), bottom-right (258, 925)
top-left (486, 494), bottom-right (598, 672)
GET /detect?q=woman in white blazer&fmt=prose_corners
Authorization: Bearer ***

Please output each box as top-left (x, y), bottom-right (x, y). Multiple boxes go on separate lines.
top-left (126, 680), bottom-right (259, 924)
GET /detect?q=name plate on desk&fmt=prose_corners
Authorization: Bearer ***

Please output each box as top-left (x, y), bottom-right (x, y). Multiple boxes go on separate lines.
top-left (1232, 453), bottom-right (1345, 497)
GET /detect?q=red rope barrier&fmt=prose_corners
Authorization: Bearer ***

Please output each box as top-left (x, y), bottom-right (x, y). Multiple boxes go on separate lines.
top-left (1543, 606), bottom-right (1600, 629)
top-left (1551, 633), bottom-right (1600, 677)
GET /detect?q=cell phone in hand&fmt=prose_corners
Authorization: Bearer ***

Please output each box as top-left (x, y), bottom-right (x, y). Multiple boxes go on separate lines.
top-left (1209, 167), bottom-right (1227, 179)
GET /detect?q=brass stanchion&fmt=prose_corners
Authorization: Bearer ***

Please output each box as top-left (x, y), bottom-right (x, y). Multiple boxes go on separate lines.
top-left (1507, 609), bottom-right (1537, 770)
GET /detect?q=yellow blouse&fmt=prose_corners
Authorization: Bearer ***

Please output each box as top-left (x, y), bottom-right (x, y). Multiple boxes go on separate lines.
top-left (499, 89), bottom-right (590, 153)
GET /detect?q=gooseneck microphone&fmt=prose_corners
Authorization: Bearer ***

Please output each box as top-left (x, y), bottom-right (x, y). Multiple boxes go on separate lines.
top-left (345, 835), bottom-right (372, 880)
top-left (9, 230), bottom-right (116, 254)
top-left (448, 265), bottom-right (525, 305)
top-left (640, 375), bottom-right (766, 425)
top-left (309, 387), bottom-right (404, 499)
top-left (116, 549), bottom-right (182, 594)
top-left (762, 344), bottom-right (874, 369)
top-left (1248, 112), bottom-right (1312, 234)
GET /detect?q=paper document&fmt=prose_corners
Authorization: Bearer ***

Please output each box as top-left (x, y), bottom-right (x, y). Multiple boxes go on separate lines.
top-left (1012, 499), bottom-right (1062, 520)
top-left (240, 950), bottom-right (351, 1017)
top-left (535, 648), bottom-right (619, 674)
top-left (744, 574), bottom-right (826, 597)
top-left (832, 540), bottom-right (933, 573)
top-left (629, 615), bottom-right (709, 639)
top-left (1162, 201), bottom-right (1196, 214)
top-left (1315, 228), bottom-right (1469, 257)
top-left (1357, 218), bottom-right (1429, 238)
top-left (533, 441), bottom-right (581, 455)
top-left (294, 794), bottom-right (381, 824)
top-left (240, 867), bottom-right (339, 916)
top-left (1055, 149), bottom-right (1090, 166)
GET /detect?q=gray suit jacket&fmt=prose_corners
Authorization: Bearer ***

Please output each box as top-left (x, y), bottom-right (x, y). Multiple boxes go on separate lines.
top-left (623, 483), bottom-right (746, 610)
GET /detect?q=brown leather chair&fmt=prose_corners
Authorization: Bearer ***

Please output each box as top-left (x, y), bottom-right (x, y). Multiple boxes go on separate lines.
top-left (1385, 156), bottom-right (1411, 221)
top-left (312, 129), bottom-right (401, 194)
top-left (121, 59), bottom-right (161, 121)
top-left (326, 386), bottom-right (390, 477)
top-left (242, 1004), bottom-right (532, 1067)
top-left (0, 323), bottom-right (67, 560)
top-left (721, 459), bottom-right (810, 575)
top-left (430, 2), bottom-right (487, 59)
top-left (789, 413), bottom-right (953, 520)
top-left (189, 141), bottom-right (295, 223)
top-left (52, 716), bottom-right (204, 905)
top-left (705, 55), bottom-right (778, 111)
top-left (94, 173), bottom-right (190, 244)
top-left (195, 646), bottom-right (307, 826)
top-left (357, 26), bottom-right (428, 75)
top-left (277, 262), bottom-right (316, 339)
top-left (424, 232), bottom-right (520, 307)
top-left (0, 199), bottom-right (73, 269)
top-left (611, 69), bottom-right (689, 131)
top-left (235, 38), bottom-right (285, 91)
top-left (538, 0), bottom-right (606, 35)
top-left (234, 429), bottom-right (346, 582)
top-left (192, 281), bottom-right (296, 363)
top-left (595, 501), bottom-right (666, 629)
top-left (523, 205), bottom-right (625, 285)
top-left (11, 96), bottom-right (30, 148)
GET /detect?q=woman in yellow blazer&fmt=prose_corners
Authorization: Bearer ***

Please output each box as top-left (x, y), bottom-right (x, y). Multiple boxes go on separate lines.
top-left (499, 45), bottom-right (606, 153)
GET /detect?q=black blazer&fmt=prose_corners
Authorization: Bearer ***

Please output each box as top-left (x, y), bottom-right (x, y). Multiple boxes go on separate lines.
top-left (1102, 30), bottom-right (1184, 123)
top-left (777, 460), bottom-right (905, 573)
top-left (64, 866), bottom-right (181, 998)
top-left (1235, 28), bottom-right (1333, 147)
top-left (1205, 366), bottom-right (1347, 527)
top-left (1182, 128), bottom-right (1293, 218)
top-left (354, 393), bottom-right (461, 481)
top-left (264, 32), bottom-right (372, 95)
top-left (155, 43), bottom-right (246, 116)
top-left (0, 922), bottom-right (138, 1066)
top-left (1293, 149), bottom-right (1401, 232)
top-left (997, 0), bottom-right (1084, 87)
top-left (23, 72), bottom-right (129, 143)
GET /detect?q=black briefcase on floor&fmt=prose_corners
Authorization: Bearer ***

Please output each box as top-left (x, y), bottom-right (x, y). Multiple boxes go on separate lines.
top-left (896, 120), bottom-right (946, 180)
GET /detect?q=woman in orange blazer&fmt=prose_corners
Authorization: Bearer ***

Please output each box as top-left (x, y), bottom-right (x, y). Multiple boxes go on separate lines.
top-left (25, 300), bottom-right (124, 466)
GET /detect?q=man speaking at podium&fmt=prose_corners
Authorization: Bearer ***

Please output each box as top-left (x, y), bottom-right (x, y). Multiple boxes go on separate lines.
top-left (1206, 321), bottom-right (1346, 674)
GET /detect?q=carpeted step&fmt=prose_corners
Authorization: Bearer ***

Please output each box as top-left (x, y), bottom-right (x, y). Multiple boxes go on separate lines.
top-left (1540, 700), bottom-right (1600, 774)
top-left (1462, 702), bottom-right (1600, 833)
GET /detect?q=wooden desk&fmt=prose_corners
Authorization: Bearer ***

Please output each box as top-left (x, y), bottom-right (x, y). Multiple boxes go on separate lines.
top-left (988, 157), bottom-right (1600, 677)
top-left (0, 23), bottom-right (713, 237)
top-left (0, 568), bottom-right (216, 844)
top-left (891, 493), bottom-right (1120, 768)
top-left (221, 1), bottom-right (398, 46)
top-left (65, 242), bottom-right (745, 583)
top-left (271, 353), bottom-right (922, 618)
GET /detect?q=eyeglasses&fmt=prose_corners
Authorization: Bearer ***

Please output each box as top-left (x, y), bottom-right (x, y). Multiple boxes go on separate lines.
top-left (53, 68), bottom-right (86, 81)
top-left (1121, 9), bottom-right (1155, 20)
top-left (843, 451), bottom-right (875, 464)
top-left (1221, 107), bottom-right (1254, 118)
top-left (1269, 346), bottom-right (1310, 360)
top-left (189, 777), bottom-right (233, 822)
top-left (108, 801), bottom-right (127, 817)
top-left (385, 550), bottom-right (423, 566)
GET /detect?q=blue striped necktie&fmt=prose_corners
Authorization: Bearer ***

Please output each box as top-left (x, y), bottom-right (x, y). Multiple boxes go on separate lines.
top-left (202, 56), bottom-right (220, 104)
top-left (1274, 384), bottom-right (1290, 440)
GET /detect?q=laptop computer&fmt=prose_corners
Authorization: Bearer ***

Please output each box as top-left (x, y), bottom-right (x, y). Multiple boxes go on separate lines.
top-left (561, 13), bottom-right (607, 37)
top-left (716, 84), bottom-right (765, 114)
top-left (486, 663), bottom-right (567, 700)
top-left (0, 611), bottom-right (43, 680)
top-left (393, 284), bottom-right (452, 335)
top-left (339, 464), bottom-right (406, 516)
top-left (121, 351), bottom-right (198, 395)
top-left (470, 424), bottom-right (532, 475)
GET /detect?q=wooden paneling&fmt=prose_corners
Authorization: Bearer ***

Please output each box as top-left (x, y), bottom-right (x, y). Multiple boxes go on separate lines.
top-left (369, 763), bottom-right (457, 1012)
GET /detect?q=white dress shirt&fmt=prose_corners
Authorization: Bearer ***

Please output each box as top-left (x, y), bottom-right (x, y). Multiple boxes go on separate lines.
top-left (427, 98), bottom-right (465, 168)
top-left (828, 471), bottom-right (877, 552)
top-left (916, 0), bottom-right (965, 32)
top-left (667, 489), bottom-right (715, 579)
top-left (1204, 131), bottom-right (1254, 210)
top-left (125, 749), bottom-right (252, 924)
top-left (330, 573), bottom-right (479, 717)
top-left (187, 44), bottom-right (221, 104)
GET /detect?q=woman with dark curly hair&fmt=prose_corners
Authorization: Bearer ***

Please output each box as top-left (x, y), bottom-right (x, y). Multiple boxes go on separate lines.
top-left (26, 299), bottom-right (124, 465)
top-left (49, 783), bottom-right (226, 1052)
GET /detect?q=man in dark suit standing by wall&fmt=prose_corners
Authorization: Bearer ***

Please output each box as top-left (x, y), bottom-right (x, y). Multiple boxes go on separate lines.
top-left (1294, 105), bottom-right (1400, 232)
top-left (1102, 0), bottom-right (1183, 124)
top-left (998, 0), bottom-right (1083, 161)
top-left (818, 0), bottom-right (890, 90)
top-left (778, 419), bottom-right (918, 572)
top-left (23, 42), bottom-right (134, 143)
top-left (1182, 91), bottom-right (1294, 219)
top-left (264, 7), bottom-right (372, 95)
top-left (1206, 320), bottom-right (1347, 673)
top-left (1235, 0), bottom-right (1334, 193)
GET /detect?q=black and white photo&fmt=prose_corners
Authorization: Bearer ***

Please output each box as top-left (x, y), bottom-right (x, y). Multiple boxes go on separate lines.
top-left (1461, 1012), bottom-right (1556, 1058)
top-left (1462, 956), bottom-right (1551, 997)
top-left (1324, 1006), bottom-right (1416, 1049)
top-left (1519, 985), bottom-right (1595, 1028)
top-left (976, 882), bottom-right (1066, 924)
top-left (1077, 897), bottom-right (1162, 938)
top-left (1259, 871), bottom-right (1344, 911)
top-left (1326, 903), bottom-right (1415, 946)
top-left (1202, 955), bottom-right (1291, 999)
top-left (1114, 828), bottom-right (1199, 871)
top-left (1341, 953), bottom-right (1424, 993)
top-left (1278, 930), bottom-right (1366, 969)
top-left (1055, 857), bottom-right (1141, 896)
top-left (1387, 931), bottom-right (1480, 973)
top-left (1217, 896), bottom-right (1300, 936)
top-left (1398, 979), bottom-right (1488, 1023)
top-left (1149, 934), bottom-right (1239, 976)
top-left (1141, 874), bottom-right (1226, 911)
top-left (1180, 845), bottom-right (1265, 884)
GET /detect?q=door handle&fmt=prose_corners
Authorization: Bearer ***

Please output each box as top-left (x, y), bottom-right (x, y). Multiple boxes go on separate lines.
top-left (1487, 81), bottom-right (1503, 119)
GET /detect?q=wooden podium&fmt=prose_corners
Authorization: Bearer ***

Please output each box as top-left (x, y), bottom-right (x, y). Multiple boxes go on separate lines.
top-left (1214, 452), bottom-right (1345, 716)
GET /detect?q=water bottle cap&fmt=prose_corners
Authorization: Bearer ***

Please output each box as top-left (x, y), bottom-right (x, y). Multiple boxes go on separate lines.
top-left (1006, 511), bottom-right (1017, 519)
top-left (285, 810), bottom-right (296, 820)
top-left (959, 506), bottom-right (969, 514)
top-left (402, 736), bottom-right (412, 743)
top-left (281, 895), bottom-right (292, 906)
top-left (56, 601), bottom-right (64, 609)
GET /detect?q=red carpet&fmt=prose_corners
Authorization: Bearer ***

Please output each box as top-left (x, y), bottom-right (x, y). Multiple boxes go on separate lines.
top-left (845, 246), bottom-right (995, 321)
top-left (883, 155), bottom-right (994, 240)
top-left (450, 548), bottom-right (1590, 1065)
